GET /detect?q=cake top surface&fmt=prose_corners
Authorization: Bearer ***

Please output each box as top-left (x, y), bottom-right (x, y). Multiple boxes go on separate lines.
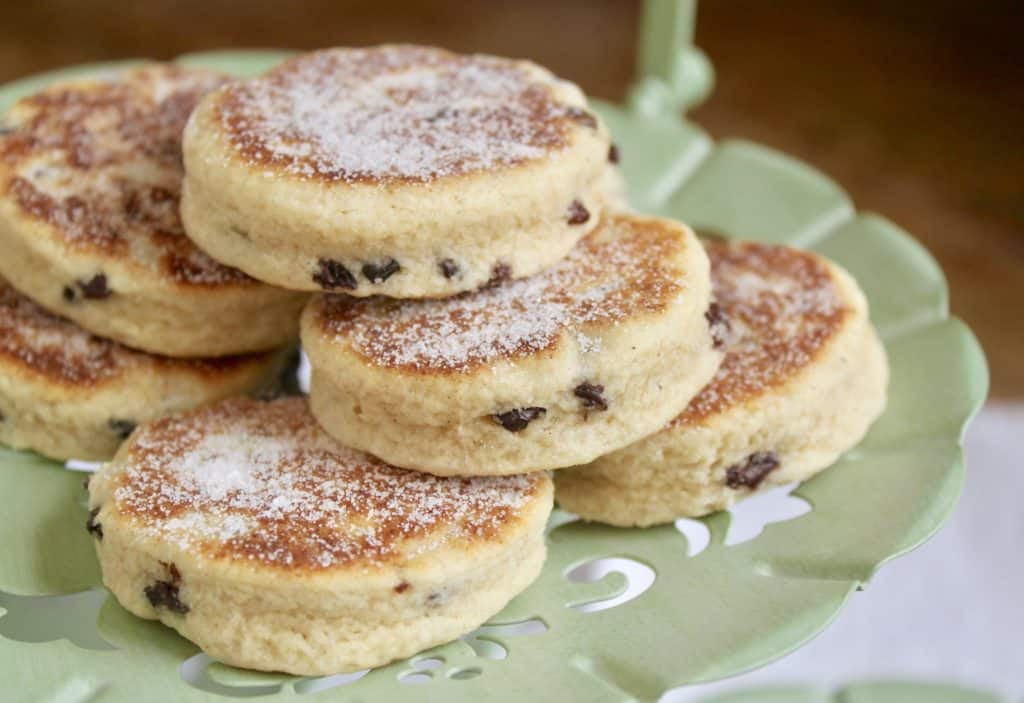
top-left (104, 397), bottom-right (547, 571)
top-left (314, 214), bottom-right (690, 374)
top-left (672, 240), bottom-right (850, 427)
top-left (215, 45), bottom-right (601, 184)
top-left (0, 279), bottom-right (257, 386)
top-left (0, 64), bottom-right (252, 288)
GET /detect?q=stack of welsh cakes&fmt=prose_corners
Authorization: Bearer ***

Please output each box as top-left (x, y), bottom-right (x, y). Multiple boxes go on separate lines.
top-left (0, 46), bottom-right (888, 677)
top-left (0, 65), bottom-right (305, 461)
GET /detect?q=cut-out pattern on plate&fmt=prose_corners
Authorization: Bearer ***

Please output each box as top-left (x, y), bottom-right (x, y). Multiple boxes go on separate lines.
top-left (673, 483), bottom-right (811, 557)
top-left (723, 483), bottom-right (811, 547)
top-left (181, 653), bottom-right (285, 698)
top-left (293, 670), bottom-right (368, 695)
top-left (0, 47), bottom-right (986, 703)
top-left (0, 590), bottom-right (111, 651)
top-left (567, 558), bottom-right (657, 613)
top-left (64, 459), bottom-right (103, 473)
top-left (399, 657), bottom-right (444, 685)
top-left (296, 349), bottom-right (312, 395)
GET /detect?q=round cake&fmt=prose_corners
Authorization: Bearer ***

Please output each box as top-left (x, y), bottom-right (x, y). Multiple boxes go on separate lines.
top-left (301, 212), bottom-right (723, 476)
top-left (0, 279), bottom-right (284, 461)
top-left (181, 45), bottom-right (618, 297)
top-left (555, 239), bottom-right (889, 526)
top-left (0, 63), bottom-right (306, 357)
top-left (87, 397), bottom-right (552, 675)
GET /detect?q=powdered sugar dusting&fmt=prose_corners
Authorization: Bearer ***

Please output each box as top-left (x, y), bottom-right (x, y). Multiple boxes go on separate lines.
top-left (109, 397), bottom-right (544, 570)
top-left (0, 280), bottom-right (121, 384)
top-left (0, 64), bottom-right (251, 286)
top-left (0, 279), bottom-right (264, 385)
top-left (318, 216), bottom-right (687, 373)
top-left (673, 242), bottom-right (849, 426)
top-left (218, 46), bottom-right (585, 182)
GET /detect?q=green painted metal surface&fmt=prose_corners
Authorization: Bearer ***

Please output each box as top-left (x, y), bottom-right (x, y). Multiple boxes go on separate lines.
top-left (0, 2), bottom-right (989, 699)
top-left (694, 682), bottom-right (1006, 703)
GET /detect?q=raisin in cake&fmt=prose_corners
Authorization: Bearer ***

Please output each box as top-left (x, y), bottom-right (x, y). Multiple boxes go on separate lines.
top-left (301, 213), bottom-right (722, 476)
top-left (181, 45), bottom-right (619, 298)
top-left (556, 240), bottom-right (888, 526)
top-left (87, 397), bottom-right (552, 675)
top-left (0, 64), bottom-right (306, 356)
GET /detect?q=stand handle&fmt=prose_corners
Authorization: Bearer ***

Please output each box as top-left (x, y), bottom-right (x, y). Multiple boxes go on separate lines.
top-left (626, 0), bottom-right (714, 118)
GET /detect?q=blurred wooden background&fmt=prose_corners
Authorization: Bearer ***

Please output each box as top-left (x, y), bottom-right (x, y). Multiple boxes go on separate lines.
top-left (2, 0), bottom-right (1020, 397)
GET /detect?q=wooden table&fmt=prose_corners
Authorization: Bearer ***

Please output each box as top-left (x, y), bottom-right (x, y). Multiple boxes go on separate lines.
top-left (2, 0), bottom-right (1020, 396)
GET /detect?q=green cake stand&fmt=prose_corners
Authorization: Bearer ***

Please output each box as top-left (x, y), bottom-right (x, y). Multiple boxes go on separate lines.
top-left (0, 1), bottom-right (987, 700)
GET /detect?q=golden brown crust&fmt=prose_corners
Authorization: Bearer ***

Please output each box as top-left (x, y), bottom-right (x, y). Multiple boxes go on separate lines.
top-left (312, 214), bottom-right (687, 374)
top-left (107, 397), bottom-right (546, 571)
top-left (215, 45), bottom-right (597, 184)
top-left (0, 64), bottom-right (252, 287)
top-left (672, 241), bottom-right (850, 426)
top-left (0, 279), bottom-right (263, 387)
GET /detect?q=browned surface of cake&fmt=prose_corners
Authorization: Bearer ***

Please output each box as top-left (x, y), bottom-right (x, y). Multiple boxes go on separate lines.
top-left (0, 278), bottom-right (121, 384)
top-left (672, 241), bottom-right (850, 426)
top-left (314, 214), bottom-right (688, 374)
top-left (0, 278), bottom-right (255, 386)
top-left (0, 64), bottom-right (250, 287)
top-left (109, 397), bottom-right (546, 571)
top-left (216, 45), bottom-right (596, 183)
